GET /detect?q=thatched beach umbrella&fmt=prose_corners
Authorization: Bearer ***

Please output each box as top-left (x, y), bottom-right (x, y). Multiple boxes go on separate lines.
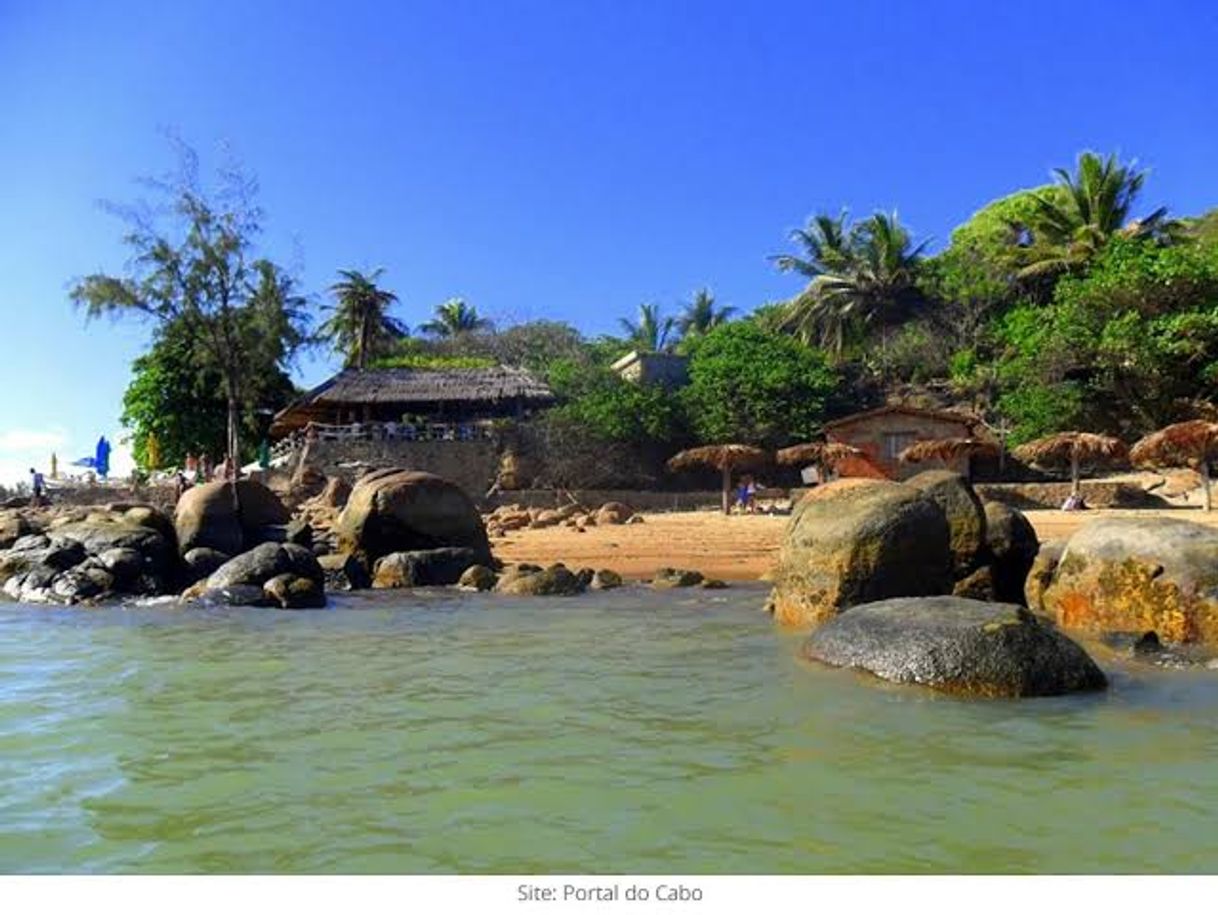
top-left (667, 444), bottom-right (769, 515)
top-left (1130, 420), bottom-right (1218, 511)
top-left (776, 441), bottom-right (863, 483)
top-left (899, 437), bottom-right (1000, 480)
top-left (1013, 432), bottom-right (1128, 498)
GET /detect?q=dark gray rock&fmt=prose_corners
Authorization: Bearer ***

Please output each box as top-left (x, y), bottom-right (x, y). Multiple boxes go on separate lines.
top-left (263, 573), bottom-right (326, 609)
top-left (98, 547), bottom-right (144, 584)
top-left (206, 542), bottom-right (324, 591)
top-left (317, 552), bottom-right (371, 591)
top-left (182, 547), bottom-right (232, 585)
top-left (802, 596), bottom-right (1107, 697)
top-left (372, 547), bottom-right (481, 588)
top-left (653, 568), bottom-right (704, 589)
top-left (198, 584), bottom-right (277, 607)
top-left (457, 564), bottom-right (497, 592)
top-left (495, 563), bottom-right (585, 596)
top-left (983, 502), bottom-right (1039, 605)
top-left (590, 569), bottom-right (623, 591)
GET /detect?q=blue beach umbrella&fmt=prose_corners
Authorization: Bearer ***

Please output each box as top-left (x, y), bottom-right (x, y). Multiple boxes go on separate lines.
top-left (95, 436), bottom-right (111, 478)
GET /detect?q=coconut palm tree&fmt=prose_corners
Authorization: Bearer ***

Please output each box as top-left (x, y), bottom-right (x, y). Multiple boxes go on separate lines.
top-left (1016, 151), bottom-right (1173, 279)
top-left (771, 211), bottom-right (927, 355)
top-left (677, 288), bottom-right (735, 339)
top-left (320, 268), bottom-right (407, 369)
top-left (420, 298), bottom-right (493, 338)
top-left (619, 302), bottom-right (676, 353)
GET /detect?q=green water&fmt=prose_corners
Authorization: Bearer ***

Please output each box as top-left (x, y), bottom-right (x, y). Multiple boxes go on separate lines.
top-left (2, 585), bottom-right (1217, 874)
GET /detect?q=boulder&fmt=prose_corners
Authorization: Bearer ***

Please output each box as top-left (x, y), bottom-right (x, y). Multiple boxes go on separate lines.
top-left (0, 510), bottom-right (32, 550)
top-left (205, 542), bottom-right (323, 592)
top-left (317, 552), bottom-right (371, 592)
top-left (1025, 540), bottom-right (1066, 615)
top-left (335, 469), bottom-right (492, 567)
top-left (457, 564), bottom-right (498, 592)
top-left (702, 579), bottom-right (729, 590)
top-left (196, 584), bottom-right (276, 608)
top-left (314, 476), bottom-right (352, 510)
top-left (590, 569), bottom-right (623, 591)
top-left (372, 547), bottom-right (481, 589)
top-left (766, 479), bottom-right (954, 628)
top-left (495, 563), bottom-right (585, 596)
top-left (97, 547), bottom-right (145, 585)
top-left (1042, 516), bottom-right (1218, 644)
top-left (802, 596), bottom-right (1108, 697)
top-left (653, 568), bottom-right (704, 589)
top-left (952, 565), bottom-right (996, 601)
top-left (175, 480), bottom-right (291, 557)
top-left (905, 470), bottom-right (986, 575)
top-left (50, 520), bottom-right (175, 589)
top-left (983, 501), bottom-right (1039, 605)
top-left (595, 502), bottom-right (634, 525)
top-left (263, 573), bottom-right (326, 610)
top-left (182, 547), bottom-right (232, 585)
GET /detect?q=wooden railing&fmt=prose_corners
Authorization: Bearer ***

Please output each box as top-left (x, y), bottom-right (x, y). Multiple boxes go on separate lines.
top-left (271, 420), bottom-right (498, 459)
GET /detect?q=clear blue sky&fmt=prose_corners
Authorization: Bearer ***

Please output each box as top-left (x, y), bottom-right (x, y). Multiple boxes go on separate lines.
top-left (1, 0), bottom-right (1216, 482)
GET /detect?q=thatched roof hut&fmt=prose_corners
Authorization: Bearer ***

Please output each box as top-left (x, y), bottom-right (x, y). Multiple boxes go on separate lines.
top-left (270, 366), bottom-right (555, 437)
top-left (1012, 432), bottom-right (1128, 496)
top-left (667, 444), bottom-right (769, 514)
top-left (1130, 420), bottom-right (1218, 510)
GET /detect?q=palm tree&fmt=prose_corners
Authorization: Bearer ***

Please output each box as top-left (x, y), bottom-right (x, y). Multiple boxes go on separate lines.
top-left (676, 287), bottom-right (735, 339)
top-left (1016, 151), bottom-right (1172, 279)
top-left (619, 302), bottom-right (676, 353)
top-left (771, 211), bottom-right (927, 355)
top-left (420, 298), bottom-right (493, 337)
top-left (320, 268), bottom-right (407, 369)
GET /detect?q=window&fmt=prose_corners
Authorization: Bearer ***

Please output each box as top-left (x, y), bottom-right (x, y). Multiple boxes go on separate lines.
top-left (882, 432), bottom-right (919, 461)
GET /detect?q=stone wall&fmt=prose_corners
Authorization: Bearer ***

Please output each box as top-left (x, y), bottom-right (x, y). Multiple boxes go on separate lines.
top-left (295, 439), bottom-right (501, 497)
top-left (976, 482), bottom-right (1168, 510)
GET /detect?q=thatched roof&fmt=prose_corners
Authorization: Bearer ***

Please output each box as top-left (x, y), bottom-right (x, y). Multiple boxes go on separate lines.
top-left (667, 444), bottom-right (769, 472)
top-left (776, 442), bottom-right (862, 466)
top-left (1012, 432), bottom-right (1128, 467)
top-left (271, 366), bottom-right (554, 435)
top-left (899, 437), bottom-right (1000, 464)
top-left (303, 366), bottom-right (553, 405)
top-left (1131, 420), bottom-right (1218, 468)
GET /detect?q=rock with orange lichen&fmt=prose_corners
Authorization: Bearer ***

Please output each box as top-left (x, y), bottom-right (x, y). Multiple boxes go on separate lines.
top-left (1042, 517), bottom-right (1218, 644)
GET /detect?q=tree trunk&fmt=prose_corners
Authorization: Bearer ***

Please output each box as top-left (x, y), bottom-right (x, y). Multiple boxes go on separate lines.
top-left (1204, 462), bottom-right (1212, 512)
top-left (226, 392), bottom-right (241, 472)
top-left (1071, 455), bottom-right (1081, 498)
top-left (721, 465), bottom-right (731, 516)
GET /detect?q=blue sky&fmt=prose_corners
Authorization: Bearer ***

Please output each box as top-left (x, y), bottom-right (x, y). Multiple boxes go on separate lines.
top-left (1, 0), bottom-right (1216, 482)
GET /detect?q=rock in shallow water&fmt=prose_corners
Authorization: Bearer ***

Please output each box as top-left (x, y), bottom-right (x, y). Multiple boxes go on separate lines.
top-left (801, 596), bottom-right (1107, 697)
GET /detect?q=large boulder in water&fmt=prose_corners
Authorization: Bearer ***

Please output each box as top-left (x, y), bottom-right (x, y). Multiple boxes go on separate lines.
top-left (372, 547), bottom-right (482, 588)
top-left (766, 479), bottom-right (954, 628)
top-left (1042, 516), bottom-right (1218, 644)
top-left (191, 541), bottom-right (325, 609)
top-left (175, 480), bottom-right (291, 557)
top-left (905, 470), bottom-right (986, 575)
top-left (802, 596), bottom-right (1108, 697)
top-left (335, 469), bottom-right (492, 566)
top-left (983, 501), bottom-right (1039, 605)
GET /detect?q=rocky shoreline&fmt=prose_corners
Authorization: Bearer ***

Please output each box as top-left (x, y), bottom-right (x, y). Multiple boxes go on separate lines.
top-left (5, 466), bottom-right (1218, 699)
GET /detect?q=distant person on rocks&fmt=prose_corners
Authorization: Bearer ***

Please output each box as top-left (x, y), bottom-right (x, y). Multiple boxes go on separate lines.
top-left (222, 453), bottom-right (236, 481)
top-left (184, 452), bottom-right (197, 477)
top-left (1061, 492), bottom-right (1087, 511)
top-left (200, 453), bottom-right (212, 483)
top-left (29, 467), bottom-right (46, 507)
top-left (174, 470), bottom-right (190, 504)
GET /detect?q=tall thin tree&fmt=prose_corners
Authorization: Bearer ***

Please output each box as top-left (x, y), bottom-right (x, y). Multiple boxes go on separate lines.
top-left (321, 268), bottom-right (407, 369)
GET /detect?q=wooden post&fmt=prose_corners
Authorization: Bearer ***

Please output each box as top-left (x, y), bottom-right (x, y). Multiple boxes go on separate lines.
top-left (722, 464), bottom-right (731, 515)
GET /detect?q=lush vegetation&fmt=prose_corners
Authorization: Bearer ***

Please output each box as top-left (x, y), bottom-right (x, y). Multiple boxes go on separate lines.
top-left (90, 144), bottom-right (1218, 474)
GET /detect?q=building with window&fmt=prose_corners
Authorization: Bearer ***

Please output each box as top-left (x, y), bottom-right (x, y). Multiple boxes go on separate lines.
top-left (822, 405), bottom-right (986, 481)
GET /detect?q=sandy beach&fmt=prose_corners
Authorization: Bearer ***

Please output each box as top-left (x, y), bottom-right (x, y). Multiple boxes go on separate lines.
top-left (493, 506), bottom-right (1218, 581)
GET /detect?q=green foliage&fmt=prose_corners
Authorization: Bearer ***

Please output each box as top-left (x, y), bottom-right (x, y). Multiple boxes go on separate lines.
top-left (320, 268), bottom-right (406, 368)
top-left (618, 303), bottom-right (677, 353)
top-left (420, 298), bottom-right (492, 337)
top-left (70, 140), bottom-right (309, 460)
top-left (547, 359), bottom-right (688, 445)
top-left (771, 211), bottom-right (927, 354)
top-left (680, 321), bottom-right (837, 447)
top-left (994, 235), bottom-right (1218, 441)
top-left (121, 318), bottom-right (296, 468)
top-left (371, 352), bottom-right (497, 370)
top-left (675, 288), bottom-right (734, 345)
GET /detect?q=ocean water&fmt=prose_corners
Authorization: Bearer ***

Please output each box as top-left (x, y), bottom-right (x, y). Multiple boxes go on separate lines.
top-left (1, 585), bottom-right (1217, 874)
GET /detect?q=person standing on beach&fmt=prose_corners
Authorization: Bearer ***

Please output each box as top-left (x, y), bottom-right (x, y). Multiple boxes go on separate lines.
top-left (29, 467), bottom-right (46, 507)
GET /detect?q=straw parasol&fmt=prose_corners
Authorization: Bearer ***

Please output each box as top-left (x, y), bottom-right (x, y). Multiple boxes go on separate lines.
top-left (1012, 432), bottom-right (1128, 497)
top-left (1130, 419), bottom-right (1218, 511)
top-left (776, 441), bottom-right (863, 484)
top-left (899, 437), bottom-right (1000, 480)
top-left (667, 444), bottom-right (769, 515)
